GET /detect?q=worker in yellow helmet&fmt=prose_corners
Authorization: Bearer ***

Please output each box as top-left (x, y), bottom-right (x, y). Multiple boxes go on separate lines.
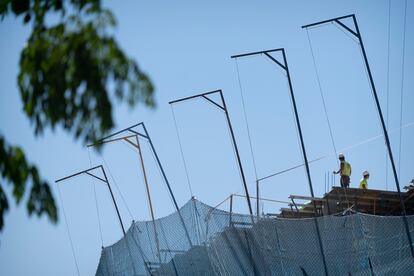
top-left (359, 171), bottom-right (369, 189)
top-left (333, 153), bottom-right (352, 188)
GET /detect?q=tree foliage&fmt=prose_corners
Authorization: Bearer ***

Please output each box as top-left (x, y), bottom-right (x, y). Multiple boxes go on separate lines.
top-left (0, 137), bottom-right (57, 230)
top-left (0, 0), bottom-right (155, 231)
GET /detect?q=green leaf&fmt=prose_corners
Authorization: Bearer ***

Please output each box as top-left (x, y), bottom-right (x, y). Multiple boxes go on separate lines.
top-left (18, 14), bottom-right (154, 147)
top-left (11, 0), bottom-right (29, 15)
top-left (23, 12), bottom-right (30, 23)
top-left (0, 135), bottom-right (58, 231)
top-left (0, 183), bottom-right (9, 230)
top-left (0, 0), bottom-right (154, 231)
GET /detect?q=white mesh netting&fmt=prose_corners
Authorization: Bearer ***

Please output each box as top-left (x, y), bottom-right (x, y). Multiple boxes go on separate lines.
top-left (95, 198), bottom-right (414, 276)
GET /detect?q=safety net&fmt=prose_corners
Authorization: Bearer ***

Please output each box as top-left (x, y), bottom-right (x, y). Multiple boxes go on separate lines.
top-left (95, 198), bottom-right (414, 276)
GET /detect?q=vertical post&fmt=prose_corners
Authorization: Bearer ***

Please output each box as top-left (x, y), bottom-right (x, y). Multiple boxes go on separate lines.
top-left (256, 180), bottom-right (260, 217)
top-left (282, 49), bottom-right (317, 210)
top-left (231, 48), bottom-right (328, 274)
top-left (229, 194), bottom-right (233, 226)
top-left (281, 49), bottom-right (329, 276)
top-left (102, 167), bottom-right (138, 276)
top-left (141, 124), bottom-right (179, 212)
top-left (135, 135), bottom-right (161, 262)
top-left (101, 167), bottom-right (126, 235)
top-left (303, 14), bottom-right (414, 259)
top-left (140, 123), bottom-right (193, 247)
top-left (219, 91), bottom-right (254, 217)
top-left (351, 15), bottom-right (414, 258)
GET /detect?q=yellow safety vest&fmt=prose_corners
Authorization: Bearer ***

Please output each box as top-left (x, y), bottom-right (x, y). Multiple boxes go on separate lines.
top-left (359, 178), bottom-right (368, 189)
top-left (341, 161), bottom-right (351, 176)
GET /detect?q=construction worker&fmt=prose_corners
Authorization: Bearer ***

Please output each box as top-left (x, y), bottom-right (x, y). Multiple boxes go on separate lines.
top-left (333, 153), bottom-right (351, 188)
top-left (359, 171), bottom-right (369, 189)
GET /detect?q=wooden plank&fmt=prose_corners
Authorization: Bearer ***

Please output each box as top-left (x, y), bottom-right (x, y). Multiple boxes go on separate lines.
top-left (325, 192), bottom-right (401, 202)
top-left (280, 208), bottom-right (315, 214)
top-left (276, 187), bottom-right (414, 218)
top-left (289, 195), bottom-right (326, 201)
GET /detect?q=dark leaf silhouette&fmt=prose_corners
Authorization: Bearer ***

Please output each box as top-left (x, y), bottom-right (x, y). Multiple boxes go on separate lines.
top-left (0, 0), bottom-right (155, 230)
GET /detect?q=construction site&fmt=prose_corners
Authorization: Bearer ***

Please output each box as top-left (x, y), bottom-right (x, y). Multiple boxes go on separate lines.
top-left (51, 13), bottom-right (414, 276)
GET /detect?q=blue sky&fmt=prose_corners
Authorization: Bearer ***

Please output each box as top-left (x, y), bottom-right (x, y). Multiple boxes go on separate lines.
top-left (1, 0), bottom-right (413, 275)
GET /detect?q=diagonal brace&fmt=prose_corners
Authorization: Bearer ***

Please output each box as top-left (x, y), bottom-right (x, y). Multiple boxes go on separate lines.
top-left (334, 19), bottom-right (359, 38)
top-left (202, 95), bottom-right (225, 110)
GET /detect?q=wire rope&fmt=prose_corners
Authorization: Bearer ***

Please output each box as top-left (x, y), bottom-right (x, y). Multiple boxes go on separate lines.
top-left (398, 0), bottom-right (408, 180)
top-left (320, 18), bottom-right (384, 205)
top-left (353, 33), bottom-right (392, 200)
top-left (235, 58), bottom-right (259, 181)
top-left (170, 105), bottom-right (194, 197)
top-left (385, 0), bottom-right (392, 190)
top-left (356, 45), bottom-right (383, 132)
top-left (143, 138), bottom-right (194, 250)
top-left (249, 120), bottom-right (414, 186)
top-left (305, 24), bottom-right (357, 208)
top-left (306, 29), bottom-right (340, 167)
top-left (287, 76), bottom-right (328, 211)
top-left (57, 183), bottom-right (81, 276)
top-left (338, 121), bottom-right (414, 157)
top-left (88, 148), bottom-right (104, 246)
top-left (99, 155), bottom-right (138, 273)
top-left (261, 48), bottom-right (326, 212)
top-left (101, 155), bottom-right (134, 220)
top-left (157, 223), bottom-right (172, 260)
top-left (130, 223), bottom-right (153, 275)
top-left (191, 199), bottom-right (202, 245)
top-left (234, 58), bottom-right (260, 213)
top-left (268, 57), bottom-right (327, 210)
top-left (221, 104), bottom-right (250, 212)
top-left (144, 222), bottom-right (157, 263)
top-left (144, 139), bottom-right (177, 210)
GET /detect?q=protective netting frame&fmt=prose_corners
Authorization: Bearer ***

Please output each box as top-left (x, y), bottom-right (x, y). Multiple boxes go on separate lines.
top-left (96, 198), bottom-right (414, 276)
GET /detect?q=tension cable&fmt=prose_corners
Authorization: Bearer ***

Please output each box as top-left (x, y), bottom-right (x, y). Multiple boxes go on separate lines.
top-left (170, 105), bottom-right (194, 197)
top-left (57, 182), bottom-right (81, 276)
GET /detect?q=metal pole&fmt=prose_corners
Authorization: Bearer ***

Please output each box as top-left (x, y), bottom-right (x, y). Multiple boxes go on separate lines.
top-left (301, 14), bottom-right (354, 29)
top-left (90, 122), bottom-right (194, 248)
top-left (256, 180), bottom-right (260, 217)
top-left (351, 15), bottom-right (414, 258)
top-left (169, 91), bottom-right (253, 217)
top-left (231, 49), bottom-right (328, 274)
top-left (302, 15), bottom-right (410, 215)
top-left (169, 89), bottom-right (222, 104)
top-left (302, 13), bottom-right (414, 261)
top-left (281, 49), bottom-right (317, 209)
top-left (219, 91), bottom-right (254, 217)
top-left (55, 165), bottom-right (103, 183)
top-left (140, 123), bottom-right (193, 247)
top-left (101, 167), bottom-right (126, 235)
top-left (141, 123), bottom-right (180, 211)
top-left (135, 135), bottom-right (162, 262)
top-left (229, 194), bottom-right (233, 226)
top-left (352, 15), bottom-right (403, 207)
top-left (281, 48), bottom-right (328, 276)
top-left (231, 48), bottom-right (285, 59)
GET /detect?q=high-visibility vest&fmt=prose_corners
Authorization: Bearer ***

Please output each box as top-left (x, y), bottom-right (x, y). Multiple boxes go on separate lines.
top-left (341, 161), bottom-right (351, 176)
top-left (359, 178), bottom-right (368, 189)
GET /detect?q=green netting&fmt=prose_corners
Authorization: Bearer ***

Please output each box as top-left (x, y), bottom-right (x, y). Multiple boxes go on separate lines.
top-left (95, 198), bottom-right (414, 276)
